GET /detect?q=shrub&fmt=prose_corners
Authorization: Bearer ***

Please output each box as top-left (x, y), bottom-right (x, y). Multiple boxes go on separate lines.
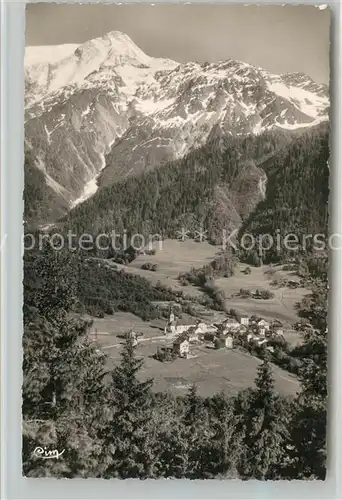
top-left (282, 264), bottom-right (298, 271)
top-left (253, 288), bottom-right (275, 300)
top-left (141, 262), bottom-right (158, 271)
top-left (179, 276), bottom-right (190, 286)
top-left (153, 347), bottom-right (176, 362)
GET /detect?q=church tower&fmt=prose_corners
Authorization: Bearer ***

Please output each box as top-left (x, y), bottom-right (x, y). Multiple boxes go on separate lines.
top-left (164, 304), bottom-right (176, 335)
top-left (169, 305), bottom-right (175, 323)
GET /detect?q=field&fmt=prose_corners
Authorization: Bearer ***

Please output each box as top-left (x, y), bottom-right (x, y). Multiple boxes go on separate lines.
top-left (216, 263), bottom-right (308, 326)
top-left (89, 313), bottom-right (300, 398)
top-left (91, 240), bottom-right (311, 396)
top-left (113, 238), bottom-right (220, 297)
top-left (110, 240), bottom-right (309, 342)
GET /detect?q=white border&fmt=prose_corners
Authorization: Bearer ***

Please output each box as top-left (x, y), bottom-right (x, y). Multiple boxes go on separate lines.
top-left (1, 1), bottom-right (341, 499)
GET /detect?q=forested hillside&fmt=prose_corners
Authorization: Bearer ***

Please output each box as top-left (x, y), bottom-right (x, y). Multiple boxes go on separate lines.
top-left (24, 244), bottom-right (178, 321)
top-left (62, 124), bottom-right (328, 258)
top-left (240, 122), bottom-right (329, 261)
top-left (24, 151), bottom-right (70, 225)
top-left (22, 241), bottom-right (327, 479)
top-left (63, 130), bottom-right (289, 240)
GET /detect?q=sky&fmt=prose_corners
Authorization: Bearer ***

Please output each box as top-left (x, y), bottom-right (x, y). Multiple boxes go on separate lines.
top-left (26, 4), bottom-right (330, 84)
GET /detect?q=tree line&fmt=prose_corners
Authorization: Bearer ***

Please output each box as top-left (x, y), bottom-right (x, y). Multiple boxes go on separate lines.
top-left (24, 243), bottom-right (178, 321)
top-left (23, 245), bottom-right (327, 479)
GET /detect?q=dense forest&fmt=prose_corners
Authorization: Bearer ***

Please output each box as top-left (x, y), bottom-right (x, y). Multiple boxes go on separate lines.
top-left (240, 123), bottom-right (329, 262)
top-left (22, 244), bottom-right (327, 479)
top-left (61, 129), bottom-right (293, 243)
top-left (56, 123), bottom-right (329, 263)
top-left (24, 150), bottom-right (70, 225)
top-left (24, 244), bottom-right (179, 321)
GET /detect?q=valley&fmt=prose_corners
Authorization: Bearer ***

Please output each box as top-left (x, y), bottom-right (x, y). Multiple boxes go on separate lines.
top-left (78, 239), bottom-right (310, 396)
top-left (23, 32), bottom-right (329, 401)
top-left (24, 31), bottom-right (329, 225)
top-left (22, 9), bottom-right (330, 481)
top-left (89, 312), bottom-right (300, 398)
top-left (108, 239), bottom-right (308, 330)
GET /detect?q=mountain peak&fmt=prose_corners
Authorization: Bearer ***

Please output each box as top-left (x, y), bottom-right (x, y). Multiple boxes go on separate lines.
top-left (73, 30), bottom-right (150, 67)
top-left (24, 30), bottom-right (329, 210)
top-left (103, 30), bottom-right (134, 43)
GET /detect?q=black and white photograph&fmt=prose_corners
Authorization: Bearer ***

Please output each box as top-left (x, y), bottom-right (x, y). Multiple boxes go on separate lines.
top-left (23, 3), bottom-right (329, 480)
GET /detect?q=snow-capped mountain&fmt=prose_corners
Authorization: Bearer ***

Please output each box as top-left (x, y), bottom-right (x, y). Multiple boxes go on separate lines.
top-left (24, 31), bottom-right (329, 212)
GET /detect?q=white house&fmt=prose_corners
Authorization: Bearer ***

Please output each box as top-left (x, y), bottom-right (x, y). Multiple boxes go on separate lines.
top-left (225, 335), bottom-right (234, 348)
top-left (173, 337), bottom-right (190, 357)
top-left (258, 326), bottom-right (266, 338)
top-left (239, 315), bottom-right (249, 326)
top-left (164, 316), bottom-right (196, 336)
top-left (223, 317), bottom-right (240, 330)
top-left (164, 312), bottom-right (217, 338)
top-left (194, 321), bottom-right (217, 335)
top-left (215, 335), bottom-right (233, 349)
top-left (257, 319), bottom-right (270, 330)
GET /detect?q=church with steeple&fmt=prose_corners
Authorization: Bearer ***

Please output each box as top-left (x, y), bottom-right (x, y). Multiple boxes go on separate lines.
top-left (164, 305), bottom-right (217, 337)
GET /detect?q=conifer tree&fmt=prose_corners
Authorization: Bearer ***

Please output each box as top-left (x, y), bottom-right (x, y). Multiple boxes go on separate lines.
top-left (24, 242), bottom-right (77, 321)
top-left (154, 393), bottom-right (189, 478)
top-left (238, 359), bottom-right (289, 479)
top-left (181, 384), bottom-right (211, 478)
top-left (103, 337), bottom-right (155, 478)
top-left (22, 244), bottom-right (109, 477)
top-left (206, 392), bottom-right (242, 478)
top-left (287, 282), bottom-right (327, 479)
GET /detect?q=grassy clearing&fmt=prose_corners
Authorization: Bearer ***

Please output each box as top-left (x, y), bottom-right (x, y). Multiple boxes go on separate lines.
top-left (216, 263), bottom-right (309, 327)
top-left (110, 242), bottom-right (309, 329)
top-left (89, 314), bottom-right (299, 398)
top-left (111, 239), bottom-right (220, 297)
top-left (104, 242), bottom-right (309, 346)
top-left (92, 243), bottom-right (311, 392)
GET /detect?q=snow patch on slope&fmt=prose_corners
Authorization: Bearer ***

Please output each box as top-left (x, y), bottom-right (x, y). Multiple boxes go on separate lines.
top-left (71, 136), bottom-right (118, 208)
top-left (25, 31), bottom-right (179, 105)
top-left (25, 44), bottom-right (79, 66)
top-left (268, 81), bottom-right (328, 118)
top-left (275, 116), bottom-right (326, 130)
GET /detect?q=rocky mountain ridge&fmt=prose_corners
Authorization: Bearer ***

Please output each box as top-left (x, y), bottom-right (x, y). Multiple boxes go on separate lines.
top-left (24, 31), bottom-right (329, 222)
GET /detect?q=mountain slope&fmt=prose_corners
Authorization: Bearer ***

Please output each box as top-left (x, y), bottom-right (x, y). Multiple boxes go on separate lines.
top-left (62, 130), bottom-right (290, 242)
top-left (24, 31), bottom-right (329, 224)
top-left (240, 122), bottom-right (329, 254)
top-left (61, 124), bottom-right (328, 260)
top-left (24, 151), bottom-right (70, 225)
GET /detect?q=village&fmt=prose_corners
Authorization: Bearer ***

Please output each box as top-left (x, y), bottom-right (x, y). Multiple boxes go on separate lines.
top-left (88, 254), bottom-right (305, 396)
top-left (125, 306), bottom-right (286, 362)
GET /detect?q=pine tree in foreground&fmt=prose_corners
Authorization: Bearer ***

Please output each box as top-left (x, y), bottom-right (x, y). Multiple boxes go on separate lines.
top-left (238, 358), bottom-right (289, 480)
top-left (103, 337), bottom-right (155, 478)
top-left (287, 283), bottom-right (327, 479)
top-left (206, 392), bottom-right (242, 478)
top-left (181, 384), bottom-right (211, 478)
top-left (22, 312), bottom-right (109, 477)
top-left (22, 244), bottom-right (109, 477)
